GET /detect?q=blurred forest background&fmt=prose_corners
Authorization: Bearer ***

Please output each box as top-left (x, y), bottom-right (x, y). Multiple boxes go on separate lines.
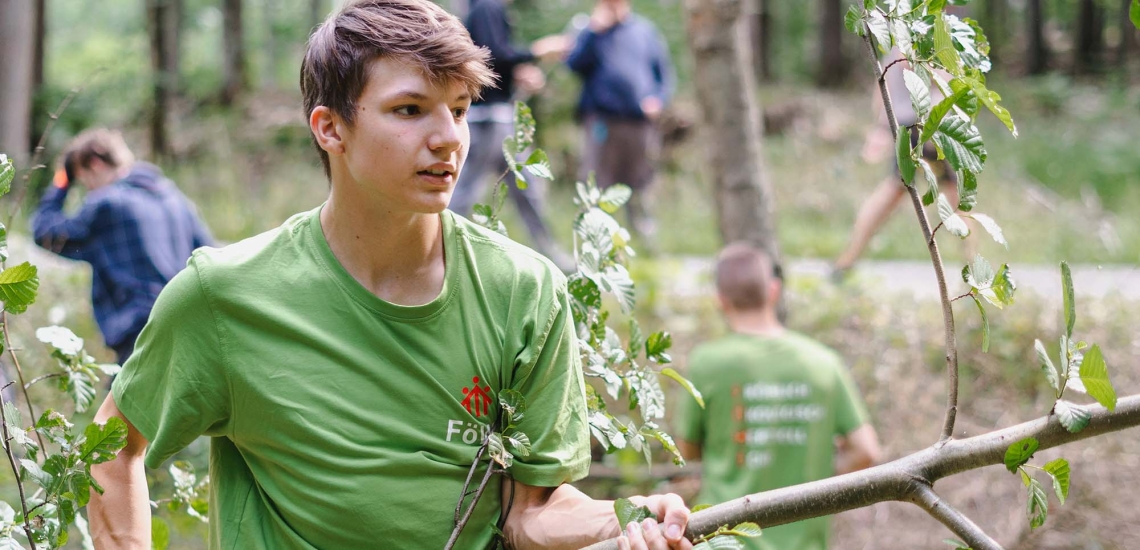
top-left (1, 0), bottom-right (1139, 548)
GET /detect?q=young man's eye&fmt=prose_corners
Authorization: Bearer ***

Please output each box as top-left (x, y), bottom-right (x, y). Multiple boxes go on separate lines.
top-left (452, 107), bottom-right (468, 119)
top-left (394, 105), bottom-right (421, 116)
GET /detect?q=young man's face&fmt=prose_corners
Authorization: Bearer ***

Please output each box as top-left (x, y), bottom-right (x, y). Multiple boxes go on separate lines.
top-left (334, 57), bottom-right (472, 215)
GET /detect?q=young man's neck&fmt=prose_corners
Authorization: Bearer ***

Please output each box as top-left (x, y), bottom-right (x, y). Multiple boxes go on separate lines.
top-left (724, 308), bottom-right (784, 338)
top-left (320, 187), bottom-right (446, 306)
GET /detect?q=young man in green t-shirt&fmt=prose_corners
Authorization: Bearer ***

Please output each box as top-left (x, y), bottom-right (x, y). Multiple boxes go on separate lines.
top-left (676, 242), bottom-right (882, 550)
top-left (86, 1), bottom-right (691, 548)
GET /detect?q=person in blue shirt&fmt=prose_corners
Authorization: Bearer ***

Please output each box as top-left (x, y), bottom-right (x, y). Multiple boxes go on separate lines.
top-left (32, 128), bottom-right (212, 364)
top-left (453, 0), bottom-right (573, 270)
top-left (566, 0), bottom-right (673, 240)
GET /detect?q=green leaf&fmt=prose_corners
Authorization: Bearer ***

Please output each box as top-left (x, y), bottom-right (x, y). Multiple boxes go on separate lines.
top-left (691, 503), bottom-right (713, 512)
top-left (1054, 400), bottom-right (1091, 433)
top-left (599, 184), bottom-right (633, 214)
top-left (706, 536), bottom-right (746, 550)
top-left (0, 155), bottom-right (12, 198)
top-left (498, 389), bottom-right (527, 424)
top-left (20, 459), bottom-right (53, 489)
top-left (1131, 0), bottom-right (1140, 30)
top-left (523, 150), bottom-right (553, 181)
top-left (990, 264), bottom-right (1016, 308)
top-left (962, 77), bottom-right (1017, 137)
top-left (1043, 458), bottom-right (1070, 505)
top-left (845, 5), bottom-right (864, 36)
top-left (0, 262), bottom-right (39, 314)
top-left (896, 127), bottom-right (917, 186)
top-left (867, 11), bottom-right (892, 52)
top-left (1035, 339), bottom-right (1059, 393)
top-left (614, 498), bottom-right (656, 530)
top-left (920, 86), bottom-right (968, 145)
top-left (928, 0), bottom-right (947, 13)
top-left (152, 517), bottom-right (171, 550)
top-left (661, 367), bottom-right (704, 409)
top-left (967, 213), bottom-right (1006, 248)
top-left (488, 433), bottom-right (514, 468)
top-left (568, 274), bottom-right (601, 311)
top-left (1078, 345), bottom-right (1116, 411)
top-left (903, 69), bottom-right (931, 121)
top-left (0, 225), bottom-right (8, 264)
top-left (917, 159), bottom-right (938, 206)
top-left (61, 371), bottom-right (97, 413)
top-left (1027, 476), bottom-right (1048, 528)
top-left (726, 522), bottom-right (763, 537)
top-left (932, 114), bottom-right (986, 174)
top-left (937, 194), bottom-right (969, 237)
top-left (599, 264), bottom-right (635, 313)
top-left (864, 0), bottom-right (876, 9)
top-left (645, 331), bottom-right (673, 364)
top-left (970, 294), bottom-right (990, 353)
top-left (956, 169), bottom-right (977, 212)
top-left (513, 101), bottom-right (536, 151)
top-left (504, 430), bottom-right (532, 457)
top-left (933, 16), bottom-right (962, 74)
top-left (949, 78), bottom-right (979, 118)
top-left (891, 17), bottom-right (913, 54)
top-left (942, 539), bottom-right (971, 550)
top-left (1060, 262), bottom-right (1075, 338)
top-left (80, 417), bottom-right (128, 465)
top-left (1004, 437), bottom-right (1038, 473)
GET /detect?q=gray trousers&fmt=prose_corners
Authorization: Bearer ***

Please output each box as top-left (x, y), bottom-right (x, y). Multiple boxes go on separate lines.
top-left (451, 120), bottom-right (555, 253)
top-left (580, 115), bottom-right (661, 237)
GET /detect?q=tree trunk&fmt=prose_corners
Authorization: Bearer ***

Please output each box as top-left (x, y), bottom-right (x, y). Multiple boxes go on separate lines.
top-left (1075, 0), bottom-right (1105, 74)
top-left (262, 0), bottom-right (277, 89)
top-left (1027, 0), bottom-right (1048, 74)
top-left (749, 0), bottom-right (773, 81)
top-left (683, 0), bottom-right (782, 272)
top-left (33, 0), bottom-right (46, 89)
top-left (0, 0), bottom-right (36, 165)
top-left (221, 0), bottom-right (246, 105)
top-left (147, 0), bottom-right (171, 158)
top-left (1116, 0), bottom-right (1136, 69)
top-left (162, 0), bottom-right (182, 95)
top-left (816, 0), bottom-right (845, 87)
top-left (982, 0), bottom-right (1006, 66)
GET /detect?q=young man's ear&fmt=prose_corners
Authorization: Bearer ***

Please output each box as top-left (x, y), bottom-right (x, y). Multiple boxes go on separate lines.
top-left (310, 106), bottom-right (345, 156)
top-left (767, 279), bottom-right (782, 307)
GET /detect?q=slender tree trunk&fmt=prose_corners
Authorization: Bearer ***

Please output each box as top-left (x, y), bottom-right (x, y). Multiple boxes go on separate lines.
top-left (262, 0), bottom-right (277, 89)
top-left (749, 0), bottom-right (773, 81)
top-left (1027, 0), bottom-right (1049, 74)
top-left (33, 0), bottom-right (46, 89)
top-left (162, 0), bottom-right (182, 95)
top-left (1075, 0), bottom-right (1105, 74)
top-left (0, 0), bottom-right (36, 165)
top-left (1116, 0), bottom-right (1136, 69)
top-left (817, 0), bottom-right (845, 87)
top-left (221, 0), bottom-right (246, 105)
top-left (982, 0), bottom-right (1006, 66)
top-left (147, 0), bottom-right (171, 158)
top-left (683, 0), bottom-right (782, 271)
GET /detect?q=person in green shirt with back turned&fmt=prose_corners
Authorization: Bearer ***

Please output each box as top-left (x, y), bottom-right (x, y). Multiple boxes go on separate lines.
top-left (676, 242), bottom-right (882, 550)
top-left (85, 1), bottom-right (693, 548)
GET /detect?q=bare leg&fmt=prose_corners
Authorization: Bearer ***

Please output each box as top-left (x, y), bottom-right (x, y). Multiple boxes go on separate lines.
top-left (835, 177), bottom-right (908, 270)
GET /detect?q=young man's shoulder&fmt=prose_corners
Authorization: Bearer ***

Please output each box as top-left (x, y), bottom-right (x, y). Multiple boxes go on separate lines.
top-left (185, 209), bottom-right (314, 284)
top-left (449, 211), bottom-right (568, 293)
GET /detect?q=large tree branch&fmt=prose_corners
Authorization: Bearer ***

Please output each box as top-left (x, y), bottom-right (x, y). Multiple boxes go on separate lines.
top-left (860, 26), bottom-right (960, 444)
top-left (907, 483), bottom-right (1001, 550)
top-left (581, 394), bottom-right (1140, 550)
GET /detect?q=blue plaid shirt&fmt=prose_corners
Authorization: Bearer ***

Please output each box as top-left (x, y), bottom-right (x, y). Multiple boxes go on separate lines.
top-left (32, 162), bottom-right (213, 348)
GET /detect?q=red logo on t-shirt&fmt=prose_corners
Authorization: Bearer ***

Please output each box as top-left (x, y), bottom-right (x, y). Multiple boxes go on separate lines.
top-left (461, 376), bottom-right (493, 417)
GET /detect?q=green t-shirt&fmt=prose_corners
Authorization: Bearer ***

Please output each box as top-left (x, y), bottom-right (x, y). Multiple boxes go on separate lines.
top-left (675, 331), bottom-right (869, 550)
top-left (112, 207), bottom-right (591, 549)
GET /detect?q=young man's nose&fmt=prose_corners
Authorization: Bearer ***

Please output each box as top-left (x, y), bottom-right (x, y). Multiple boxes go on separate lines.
top-left (427, 110), bottom-right (464, 155)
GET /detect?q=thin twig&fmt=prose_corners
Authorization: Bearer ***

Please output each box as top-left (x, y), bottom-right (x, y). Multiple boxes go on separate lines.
top-left (862, 26), bottom-right (960, 444)
top-left (3, 312), bottom-right (46, 451)
top-left (0, 391), bottom-right (38, 549)
top-left (929, 222), bottom-right (944, 244)
top-left (880, 57), bottom-right (907, 81)
top-left (444, 448), bottom-right (499, 550)
top-left (453, 429), bottom-right (492, 525)
top-left (949, 292), bottom-right (972, 303)
top-left (23, 372), bottom-right (64, 390)
top-left (907, 484), bottom-right (1002, 550)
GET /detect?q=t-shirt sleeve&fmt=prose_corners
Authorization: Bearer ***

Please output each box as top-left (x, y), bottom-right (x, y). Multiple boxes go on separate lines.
top-left (506, 279), bottom-right (591, 487)
top-left (672, 352), bottom-right (705, 446)
top-left (111, 257), bottom-right (231, 469)
top-left (833, 362), bottom-right (870, 437)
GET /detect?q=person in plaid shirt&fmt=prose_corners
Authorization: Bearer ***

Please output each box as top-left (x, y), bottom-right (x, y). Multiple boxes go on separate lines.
top-left (32, 128), bottom-right (213, 364)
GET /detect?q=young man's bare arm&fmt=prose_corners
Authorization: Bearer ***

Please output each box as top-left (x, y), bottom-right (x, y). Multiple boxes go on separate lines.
top-left (88, 394), bottom-right (152, 549)
top-left (835, 423), bottom-right (882, 475)
top-left (502, 480), bottom-right (692, 550)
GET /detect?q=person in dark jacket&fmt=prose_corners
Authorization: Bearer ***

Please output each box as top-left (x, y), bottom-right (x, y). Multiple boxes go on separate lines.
top-left (32, 128), bottom-right (213, 364)
top-left (566, 0), bottom-right (673, 240)
top-left (453, 0), bottom-right (572, 269)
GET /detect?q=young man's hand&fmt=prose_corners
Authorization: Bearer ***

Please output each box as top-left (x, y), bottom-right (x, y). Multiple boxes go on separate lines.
top-left (617, 493), bottom-right (693, 550)
top-left (514, 64), bottom-right (546, 95)
top-left (640, 96), bottom-right (663, 121)
top-left (531, 34), bottom-right (571, 62)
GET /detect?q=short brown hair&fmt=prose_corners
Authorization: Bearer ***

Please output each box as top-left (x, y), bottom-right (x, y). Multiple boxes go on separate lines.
top-left (300, 0), bottom-right (495, 177)
top-left (60, 128), bottom-right (135, 181)
top-left (715, 242), bottom-right (776, 311)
